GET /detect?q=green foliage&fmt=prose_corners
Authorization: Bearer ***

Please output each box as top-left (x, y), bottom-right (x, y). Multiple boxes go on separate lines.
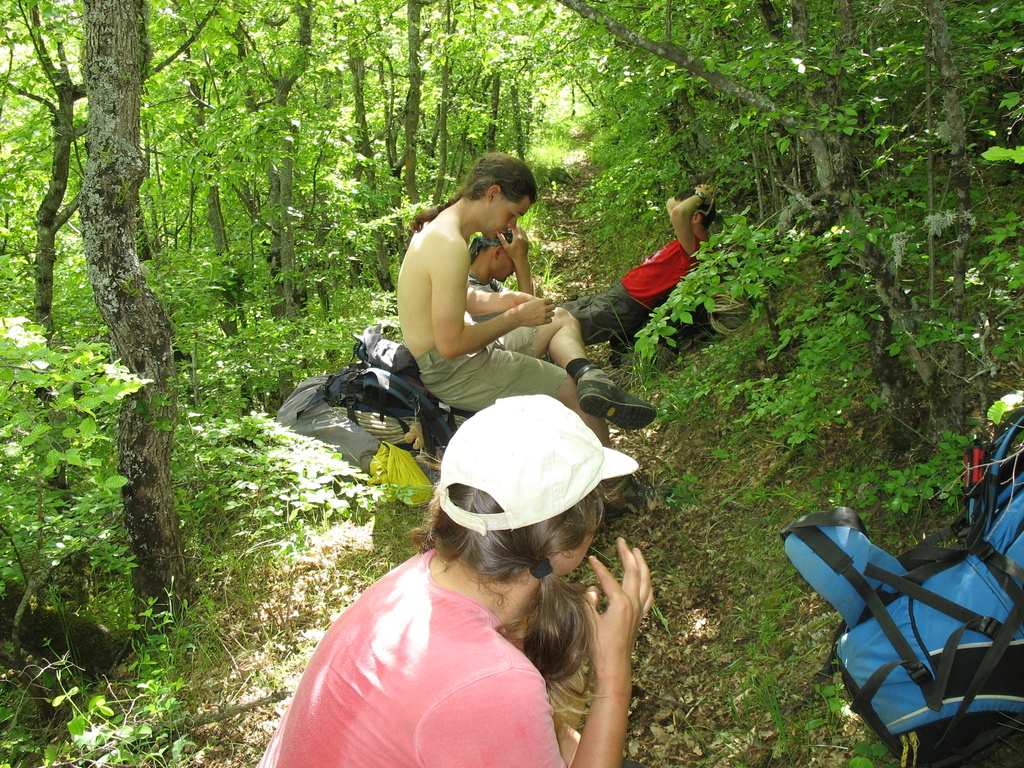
top-left (642, 217), bottom-right (884, 449)
top-left (988, 392), bottom-right (1024, 425)
top-left (811, 686), bottom-right (894, 768)
top-left (0, 318), bottom-right (142, 596)
top-left (174, 411), bottom-right (385, 549)
top-left (982, 146), bottom-right (1024, 163)
top-left (0, 617), bottom-right (196, 767)
top-left (164, 292), bottom-right (395, 415)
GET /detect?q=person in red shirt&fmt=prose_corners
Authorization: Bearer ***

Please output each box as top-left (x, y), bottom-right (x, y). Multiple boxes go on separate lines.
top-left (257, 394), bottom-right (655, 768)
top-left (561, 185), bottom-right (717, 364)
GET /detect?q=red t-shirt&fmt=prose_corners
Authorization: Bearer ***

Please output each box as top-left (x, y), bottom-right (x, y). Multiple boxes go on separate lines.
top-left (620, 237), bottom-right (703, 308)
top-left (257, 551), bottom-right (565, 768)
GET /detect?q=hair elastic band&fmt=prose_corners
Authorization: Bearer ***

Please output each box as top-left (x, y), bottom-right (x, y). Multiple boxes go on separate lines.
top-left (529, 558), bottom-right (553, 579)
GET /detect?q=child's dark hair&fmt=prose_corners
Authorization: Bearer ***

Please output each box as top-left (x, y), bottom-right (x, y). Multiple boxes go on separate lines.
top-left (410, 153), bottom-right (537, 234)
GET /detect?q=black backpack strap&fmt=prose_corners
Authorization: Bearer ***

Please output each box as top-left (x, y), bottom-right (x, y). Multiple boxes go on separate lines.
top-left (864, 564), bottom-right (1000, 636)
top-left (347, 368), bottom-right (456, 453)
top-left (299, 365), bottom-right (362, 417)
top-left (785, 525), bottom-right (935, 704)
top-left (938, 602), bottom-right (1024, 746)
top-left (780, 506), bottom-right (867, 538)
top-left (345, 368), bottom-right (416, 436)
top-left (893, 545), bottom-right (971, 593)
top-left (394, 377), bottom-right (456, 452)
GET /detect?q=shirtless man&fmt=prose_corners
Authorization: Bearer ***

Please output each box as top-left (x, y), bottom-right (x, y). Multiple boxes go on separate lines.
top-left (397, 152), bottom-right (655, 444)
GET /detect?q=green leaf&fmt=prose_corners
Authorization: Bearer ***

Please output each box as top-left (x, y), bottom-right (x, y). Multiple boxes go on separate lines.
top-left (988, 393), bottom-right (1023, 424)
top-left (66, 714), bottom-right (88, 737)
top-left (88, 695), bottom-right (115, 717)
top-left (981, 146), bottom-right (1024, 164)
top-left (104, 474), bottom-right (130, 491)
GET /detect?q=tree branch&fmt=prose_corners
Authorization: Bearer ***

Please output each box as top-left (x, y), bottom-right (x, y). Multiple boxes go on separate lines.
top-left (148, 8), bottom-right (218, 78)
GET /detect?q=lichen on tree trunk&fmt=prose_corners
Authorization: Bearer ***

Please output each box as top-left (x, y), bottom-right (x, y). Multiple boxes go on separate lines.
top-left (80, 0), bottom-right (188, 620)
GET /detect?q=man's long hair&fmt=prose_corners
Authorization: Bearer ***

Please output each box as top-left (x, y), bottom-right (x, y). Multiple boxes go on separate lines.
top-left (409, 153), bottom-right (538, 233)
top-left (412, 483), bottom-right (603, 732)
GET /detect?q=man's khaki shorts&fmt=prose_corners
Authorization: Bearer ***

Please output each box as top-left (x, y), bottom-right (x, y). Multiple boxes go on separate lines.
top-left (415, 326), bottom-right (568, 413)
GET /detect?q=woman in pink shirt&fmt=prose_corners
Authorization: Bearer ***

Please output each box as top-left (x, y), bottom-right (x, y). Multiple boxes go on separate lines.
top-left (258, 394), bottom-right (655, 768)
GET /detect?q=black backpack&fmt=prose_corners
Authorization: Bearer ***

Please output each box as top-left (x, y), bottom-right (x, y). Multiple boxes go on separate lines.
top-left (782, 410), bottom-right (1024, 767)
top-left (302, 325), bottom-right (472, 456)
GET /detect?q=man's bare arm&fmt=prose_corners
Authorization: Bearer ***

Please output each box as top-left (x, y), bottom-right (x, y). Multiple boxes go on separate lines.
top-left (465, 287), bottom-right (535, 316)
top-left (503, 225), bottom-right (535, 296)
top-left (431, 247), bottom-right (553, 360)
top-left (668, 184), bottom-right (713, 252)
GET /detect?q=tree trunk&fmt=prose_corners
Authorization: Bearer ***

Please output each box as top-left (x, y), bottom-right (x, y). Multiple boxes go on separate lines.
top-left (924, 0), bottom-right (971, 433)
top-left (511, 83), bottom-right (526, 160)
top-left (81, 0), bottom-right (187, 618)
top-left (432, 0), bottom-right (454, 205)
top-left (351, 47), bottom-right (396, 291)
top-left (265, 0), bottom-right (313, 320)
top-left (22, 4), bottom-right (86, 338)
top-left (486, 74), bottom-right (500, 152)
top-left (403, 0), bottom-right (423, 203)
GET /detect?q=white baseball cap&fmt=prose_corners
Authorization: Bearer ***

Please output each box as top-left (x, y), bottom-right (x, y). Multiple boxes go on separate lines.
top-left (439, 395), bottom-right (639, 534)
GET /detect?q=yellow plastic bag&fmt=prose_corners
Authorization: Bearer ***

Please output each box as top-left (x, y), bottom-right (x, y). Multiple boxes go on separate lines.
top-left (368, 442), bottom-right (433, 505)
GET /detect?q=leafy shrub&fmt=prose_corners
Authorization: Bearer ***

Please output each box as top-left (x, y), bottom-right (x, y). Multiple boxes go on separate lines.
top-left (0, 317), bottom-right (143, 602)
top-left (174, 411), bottom-right (385, 550)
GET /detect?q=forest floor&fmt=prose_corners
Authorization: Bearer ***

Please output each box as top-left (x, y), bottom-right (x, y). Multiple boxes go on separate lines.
top-left (180, 157), bottom-right (1024, 768)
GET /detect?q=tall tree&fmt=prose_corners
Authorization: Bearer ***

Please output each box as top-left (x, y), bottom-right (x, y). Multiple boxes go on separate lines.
top-left (80, 0), bottom-right (187, 616)
top-left (13, 0), bottom-right (85, 337)
top-left (403, 0), bottom-right (424, 203)
top-left (262, 0), bottom-right (314, 319)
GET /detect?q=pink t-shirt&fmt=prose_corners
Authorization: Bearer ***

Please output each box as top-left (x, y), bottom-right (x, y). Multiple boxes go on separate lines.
top-left (258, 551), bottom-right (565, 768)
top-left (620, 237), bottom-right (703, 308)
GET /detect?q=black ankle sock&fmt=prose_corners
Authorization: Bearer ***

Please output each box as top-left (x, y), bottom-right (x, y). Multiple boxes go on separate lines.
top-left (566, 358), bottom-right (591, 382)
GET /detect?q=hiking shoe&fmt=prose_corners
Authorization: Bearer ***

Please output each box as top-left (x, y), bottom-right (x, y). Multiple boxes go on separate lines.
top-left (576, 367), bottom-right (656, 430)
top-left (623, 482), bottom-right (673, 512)
top-left (603, 478), bottom-right (673, 520)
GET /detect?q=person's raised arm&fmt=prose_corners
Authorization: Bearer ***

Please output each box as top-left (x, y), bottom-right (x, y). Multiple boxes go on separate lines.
top-left (503, 223), bottom-right (536, 297)
top-left (667, 184), bottom-right (713, 254)
top-left (568, 537), bottom-right (654, 768)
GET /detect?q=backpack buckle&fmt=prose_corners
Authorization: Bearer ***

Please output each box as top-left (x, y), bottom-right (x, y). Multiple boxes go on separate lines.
top-left (906, 662), bottom-right (932, 684)
top-left (978, 615), bottom-right (1003, 638)
top-left (971, 541), bottom-right (996, 561)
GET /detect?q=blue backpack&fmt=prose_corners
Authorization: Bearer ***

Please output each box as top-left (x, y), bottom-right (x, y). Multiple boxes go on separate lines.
top-left (782, 410), bottom-right (1024, 768)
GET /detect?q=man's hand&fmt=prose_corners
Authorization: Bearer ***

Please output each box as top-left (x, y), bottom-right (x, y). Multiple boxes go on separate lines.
top-left (510, 295), bottom-right (555, 327)
top-left (501, 223), bottom-right (531, 269)
top-left (501, 223), bottom-right (536, 297)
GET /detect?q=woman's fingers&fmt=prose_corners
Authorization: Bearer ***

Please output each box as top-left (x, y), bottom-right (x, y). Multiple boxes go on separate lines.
top-left (589, 539), bottom-right (654, 623)
top-left (629, 545), bottom-right (654, 617)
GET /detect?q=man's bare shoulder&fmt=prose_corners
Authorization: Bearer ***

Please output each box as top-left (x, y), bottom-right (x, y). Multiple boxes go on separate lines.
top-left (406, 219), bottom-right (471, 275)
